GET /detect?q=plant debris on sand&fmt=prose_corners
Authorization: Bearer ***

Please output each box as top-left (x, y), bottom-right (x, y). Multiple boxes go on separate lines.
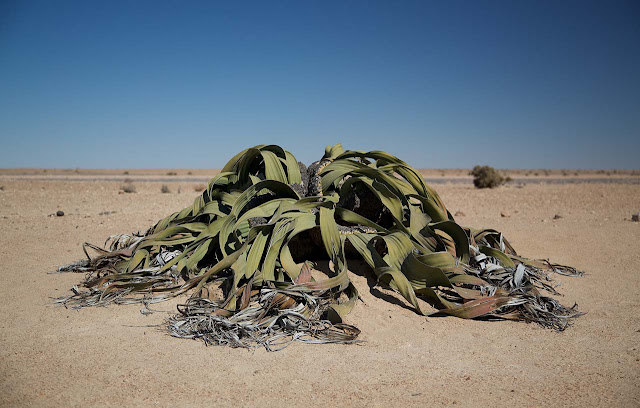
top-left (56, 144), bottom-right (583, 350)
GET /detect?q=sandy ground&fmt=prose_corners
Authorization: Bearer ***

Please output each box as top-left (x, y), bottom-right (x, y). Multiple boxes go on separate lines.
top-left (2, 167), bottom-right (639, 180)
top-left (0, 176), bottom-right (639, 407)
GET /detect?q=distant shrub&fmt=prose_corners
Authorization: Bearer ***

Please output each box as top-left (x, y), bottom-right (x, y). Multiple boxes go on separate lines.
top-left (121, 183), bottom-right (137, 193)
top-left (470, 165), bottom-right (505, 189)
top-left (161, 184), bottom-right (170, 193)
top-left (167, 171), bottom-right (177, 176)
top-left (123, 171), bottom-right (129, 175)
top-left (193, 184), bottom-right (206, 192)
top-left (187, 171), bottom-right (193, 175)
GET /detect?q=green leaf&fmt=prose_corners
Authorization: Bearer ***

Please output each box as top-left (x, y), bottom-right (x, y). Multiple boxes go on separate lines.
top-left (245, 226), bottom-right (272, 279)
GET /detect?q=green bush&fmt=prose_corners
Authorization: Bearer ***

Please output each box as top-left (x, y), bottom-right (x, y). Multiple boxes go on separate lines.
top-left (470, 165), bottom-right (505, 188)
top-left (121, 183), bottom-right (136, 193)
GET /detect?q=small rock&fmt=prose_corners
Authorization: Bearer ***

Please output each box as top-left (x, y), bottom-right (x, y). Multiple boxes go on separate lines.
top-left (500, 211), bottom-right (510, 218)
top-left (56, 210), bottom-right (64, 217)
top-left (454, 210), bottom-right (466, 217)
top-left (632, 213), bottom-right (639, 222)
top-left (553, 214), bottom-right (563, 220)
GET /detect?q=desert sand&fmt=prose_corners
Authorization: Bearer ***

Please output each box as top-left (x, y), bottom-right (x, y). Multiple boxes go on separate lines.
top-left (0, 173), bottom-right (639, 407)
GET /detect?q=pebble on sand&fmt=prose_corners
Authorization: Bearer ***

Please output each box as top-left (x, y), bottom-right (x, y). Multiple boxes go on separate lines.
top-left (553, 214), bottom-right (563, 220)
top-left (56, 210), bottom-right (64, 217)
top-left (500, 211), bottom-right (510, 218)
top-left (632, 213), bottom-right (639, 222)
top-left (454, 210), bottom-right (466, 217)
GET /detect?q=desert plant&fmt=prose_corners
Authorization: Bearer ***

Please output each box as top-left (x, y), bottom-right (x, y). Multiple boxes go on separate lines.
top-left (470, 165), bottom-right (505, 188)
top-left (57, 144), bottom-right (582, 350)
top-left (121, 183), bottom-right (136, 193)
top-left (167, 171), bottom-right (177, 176)
top-left (161, 184), bottom-right (171, 193)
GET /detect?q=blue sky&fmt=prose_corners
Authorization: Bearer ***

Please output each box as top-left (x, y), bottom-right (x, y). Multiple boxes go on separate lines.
top-left (1, 0), bottom-right (638, 169)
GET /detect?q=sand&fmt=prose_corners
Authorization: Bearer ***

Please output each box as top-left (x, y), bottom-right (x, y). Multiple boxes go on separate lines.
top-left (0, 175), bottom-right (638, 407)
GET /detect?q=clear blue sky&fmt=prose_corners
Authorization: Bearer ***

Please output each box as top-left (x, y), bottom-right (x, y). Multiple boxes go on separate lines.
top-left (1, 0), bottom-right (638, 169)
